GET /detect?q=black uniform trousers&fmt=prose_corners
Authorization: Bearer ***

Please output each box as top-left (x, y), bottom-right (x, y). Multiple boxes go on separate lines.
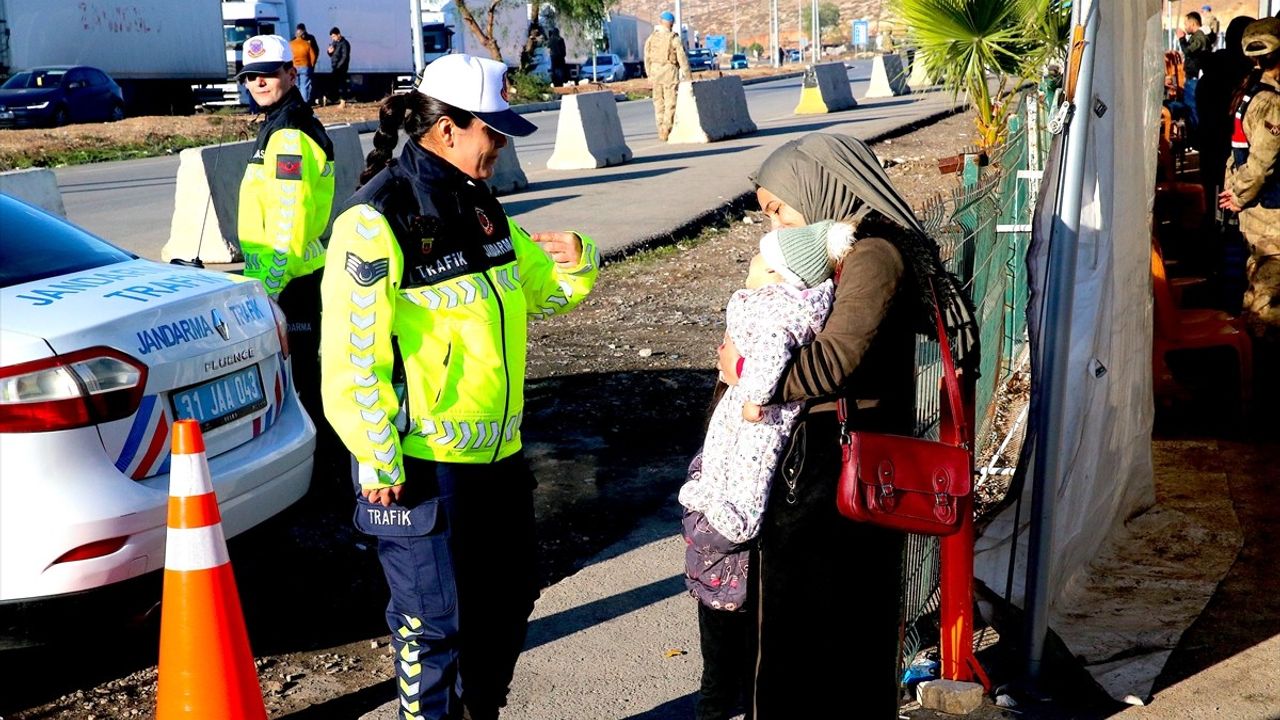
top-left (355, 453), bottom-right (540, 720)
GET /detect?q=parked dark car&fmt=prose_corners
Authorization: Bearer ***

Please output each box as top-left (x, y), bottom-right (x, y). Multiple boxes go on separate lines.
top-left (687, 49), bottom-right (720, 72)
top-left (729, 53), bottom-right (749, 70)
top-left (0, 66), bottom-right (125, 129)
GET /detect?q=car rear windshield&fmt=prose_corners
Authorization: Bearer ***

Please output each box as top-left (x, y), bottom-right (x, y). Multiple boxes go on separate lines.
top-left (732, 54), bottom-right (746, 61)
top-left (0, 196), bottom-right (134, 287)
top-left (2, 70), bottom-right (66, 90)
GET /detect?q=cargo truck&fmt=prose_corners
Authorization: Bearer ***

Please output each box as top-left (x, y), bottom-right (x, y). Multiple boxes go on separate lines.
top-left (0, 0), bottom-right (226, 114)
top-left (220, 0), bottom-right (419, 101)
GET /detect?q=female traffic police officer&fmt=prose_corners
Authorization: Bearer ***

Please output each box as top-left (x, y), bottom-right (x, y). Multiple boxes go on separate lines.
top-left (1220, 18), bottom-right (1280, 350)
top-left (319, 54), bottom-right (600, 720)
top-left (236, 34), bottom-right (334, 429)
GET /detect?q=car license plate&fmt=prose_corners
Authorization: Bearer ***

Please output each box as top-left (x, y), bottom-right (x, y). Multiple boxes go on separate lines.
top-left (170, 366), bottom-right (267, 431)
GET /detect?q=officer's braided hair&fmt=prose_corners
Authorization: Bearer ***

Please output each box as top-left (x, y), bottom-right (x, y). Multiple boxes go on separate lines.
top-left (359, 92), bottom-right (474, 186)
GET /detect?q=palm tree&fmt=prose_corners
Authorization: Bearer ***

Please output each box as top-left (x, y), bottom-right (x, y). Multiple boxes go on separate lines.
top-left (891, 0), bottom-right (1069, 148)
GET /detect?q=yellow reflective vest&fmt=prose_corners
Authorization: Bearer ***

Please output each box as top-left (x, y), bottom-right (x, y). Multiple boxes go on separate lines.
top-left (238, 89), bottom-right (334, 297)
top-left (320, 142), bottom-right (599, 489)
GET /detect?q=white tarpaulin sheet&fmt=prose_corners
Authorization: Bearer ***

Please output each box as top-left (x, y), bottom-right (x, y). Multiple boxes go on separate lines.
top-left (971, 0), bottom-right (1221, 703)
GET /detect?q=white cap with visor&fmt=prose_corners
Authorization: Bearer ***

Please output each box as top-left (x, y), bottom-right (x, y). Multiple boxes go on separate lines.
top-left (416, 54), bottom-right (537, 137)
top-left (236, 35), bottom-right (292, 79)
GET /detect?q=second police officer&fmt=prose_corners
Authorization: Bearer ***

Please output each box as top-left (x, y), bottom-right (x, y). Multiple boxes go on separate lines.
top-left (236, 34), bottom-right (335, 430)
top-left (319, 54), bottom-right (600, 719)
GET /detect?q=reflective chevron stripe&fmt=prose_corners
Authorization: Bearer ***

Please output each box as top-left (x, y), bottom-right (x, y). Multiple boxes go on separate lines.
top-left (455, 422), bottom-right (472, 448)
top-left (350, 311), bottom-right (375, 329)
top-left (351, 290), bottom-right (375, 308)
top-left (435, 421), bottom-right (456, 445)
top-left (361, 409), bottom-right (386, 424)
top-left (394, 612), bottom-right (425, 719)
top-left (504, 412), bottom-right (522, 441)
top-left (438, 286), bottom-right (459, 308)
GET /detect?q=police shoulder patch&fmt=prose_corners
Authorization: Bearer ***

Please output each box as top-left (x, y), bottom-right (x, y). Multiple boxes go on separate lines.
top-left (345, 252), bottom-right (390, 286)
top-left (275, 154), bottom-right (304, 180)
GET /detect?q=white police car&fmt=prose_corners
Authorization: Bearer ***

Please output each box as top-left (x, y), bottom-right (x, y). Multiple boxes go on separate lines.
top-left (0, 194), bottom-right (315, 646)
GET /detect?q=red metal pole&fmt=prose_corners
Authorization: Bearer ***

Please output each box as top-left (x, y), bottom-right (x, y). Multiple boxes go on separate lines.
top-left (938, 371), bottom-right (991, 690)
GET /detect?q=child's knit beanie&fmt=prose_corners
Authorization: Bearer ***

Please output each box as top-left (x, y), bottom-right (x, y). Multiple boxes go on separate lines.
top-left (759, 220), bottom-right (855, 288)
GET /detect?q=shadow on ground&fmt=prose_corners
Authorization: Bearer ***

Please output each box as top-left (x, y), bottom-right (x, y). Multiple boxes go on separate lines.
top-left (0, 368), bottom-right (714, 715)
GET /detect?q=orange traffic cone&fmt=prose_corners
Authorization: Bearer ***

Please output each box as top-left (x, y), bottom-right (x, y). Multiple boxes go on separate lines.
top-left (156, 419), bottom-right (267, 719)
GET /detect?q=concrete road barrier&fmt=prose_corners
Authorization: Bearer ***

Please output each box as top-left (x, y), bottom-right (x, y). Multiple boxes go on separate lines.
top-left (0, 168), bottom-right (66, 217)
top-left (908, 55), bottom-right (938, 91)
top-left (489, 141), bottom-right (528, 195)
top-left (864, 53), bottom-right (911, 98)
top-left (794, 62), bottom-right (858, 114)
top-left (547, 90), bottom-right (632, 170)
top-left (668, 75), bottom-right (757, 144)
top-left (162, 124), bottom-right (364, 265)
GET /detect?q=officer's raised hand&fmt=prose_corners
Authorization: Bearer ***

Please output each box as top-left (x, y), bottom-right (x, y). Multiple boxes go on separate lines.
top-left (531, 231), bottom-right (583, 267)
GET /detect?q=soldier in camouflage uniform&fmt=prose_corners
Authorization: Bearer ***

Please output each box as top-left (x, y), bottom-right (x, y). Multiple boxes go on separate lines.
top-left (643, 11), bottom-right (690, 142)
top-left (1220, 18), bottom-right (1280, 342)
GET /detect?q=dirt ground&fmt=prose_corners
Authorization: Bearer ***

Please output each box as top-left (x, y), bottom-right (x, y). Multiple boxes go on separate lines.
top-left (0, 112), bottom-right (1001, 720)
top-left (0, 65), bottom-right (806, 171)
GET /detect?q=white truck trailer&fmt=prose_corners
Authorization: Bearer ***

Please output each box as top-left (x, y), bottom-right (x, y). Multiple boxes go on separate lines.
top-left (221, 0), bottom-right (419, 100)
top-left (0, 0), bottom-right (225, 114)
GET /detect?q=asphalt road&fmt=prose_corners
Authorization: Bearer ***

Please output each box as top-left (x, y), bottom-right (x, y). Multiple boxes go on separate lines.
top-left (53, 63), bottom-right (874, 260)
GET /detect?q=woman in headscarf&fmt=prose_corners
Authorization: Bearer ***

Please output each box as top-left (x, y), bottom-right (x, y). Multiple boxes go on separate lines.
top-left (711, 133), bottom-right (978, 718)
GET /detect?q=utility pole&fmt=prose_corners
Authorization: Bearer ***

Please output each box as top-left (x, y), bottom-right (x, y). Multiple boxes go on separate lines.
top-left (675, 0), bottom-right (684, 49)
top-left (811, 0), bottom-right (819, 62)
top-left (797, 0), bottom-right (803, 58)
top-left (771, 0), bottom-right (780, 67)
top-left (411, 0), bottom-right (425, 79)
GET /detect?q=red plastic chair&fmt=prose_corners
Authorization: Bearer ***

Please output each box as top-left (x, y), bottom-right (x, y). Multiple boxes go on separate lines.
top-left (1151, 244), bottom-right (1252, 405)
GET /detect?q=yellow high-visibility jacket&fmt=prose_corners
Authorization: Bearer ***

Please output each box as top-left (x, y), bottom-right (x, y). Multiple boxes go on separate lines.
top-left (320, 142), bottom-right (599, 489)
top-left (238, 89), bottom-right (334, 297)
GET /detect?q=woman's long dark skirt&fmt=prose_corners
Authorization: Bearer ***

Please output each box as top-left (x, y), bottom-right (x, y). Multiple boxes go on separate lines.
top-left (754, 410), bottom-right (905, 718)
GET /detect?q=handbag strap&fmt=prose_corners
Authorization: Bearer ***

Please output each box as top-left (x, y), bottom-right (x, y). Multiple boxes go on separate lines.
top-left (837, 280), bottom-right (968, 447)
top-left (930, 280), bottom-right (969, 448)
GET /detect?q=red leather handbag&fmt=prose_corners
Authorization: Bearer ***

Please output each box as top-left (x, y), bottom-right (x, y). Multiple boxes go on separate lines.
top-left (834, 285), bottom-right (972, 536)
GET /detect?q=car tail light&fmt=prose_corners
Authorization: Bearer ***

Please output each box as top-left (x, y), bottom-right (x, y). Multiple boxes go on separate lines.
top-left (52, 536), bottom-right (129, 565)
top-left (268, 297), bottom-right (289, 359)
top-left (0, 347), bottom-right (147, 433)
